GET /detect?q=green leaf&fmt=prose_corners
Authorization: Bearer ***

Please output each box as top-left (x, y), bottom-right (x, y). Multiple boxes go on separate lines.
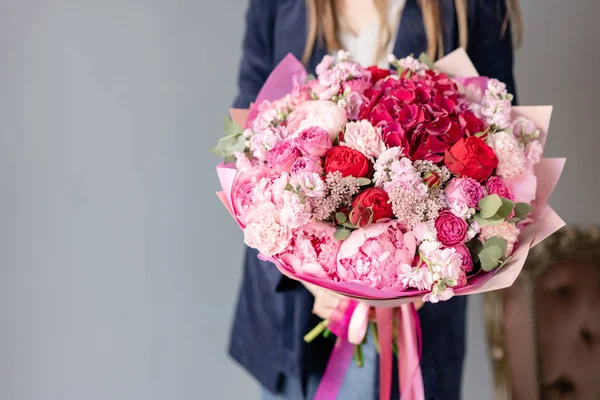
top-left (223, 155), bottom-right (235, 164)
top-left (418, 52), bottom-right (434, 69)
top-left (514, 202), bottom-right (532, 219)
top-left (285, 183), bottom-right (295, 192)
top-left (484, 236), bottom-right (508, 260)
top-left (334, 229), bottom-right (351, 241)
top-left (223, 116), bottom-right (243, 137)
top-left (496, 197), bottom-right (515, 220)
top-left (335, 212), bottom-right (347, 224)
top-left (478, 195), bottom-right (503, 218)
top-left (506, 217), bottom-right (521, 224)
top-left (479, 245), bottom-right (503, 272)
top-left (357, 178), bottom-right (371, 186)
top-left (474, 213), bottom-right (505, 227)
top-left (342, 222), bottom-right (357, 229)
top-left (306, 73), bottom-right (317, 82)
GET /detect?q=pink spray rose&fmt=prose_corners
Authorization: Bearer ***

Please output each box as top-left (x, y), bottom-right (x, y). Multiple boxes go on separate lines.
top-left (337, 221), bottom-right (416, 290)
top-left (485, 176), bottom-right (514, 200)
top-left (286, 100), bottom-right (348, 141)
top-left (479, 222), bottom-right (520, 257)
top-left (296, 126), bottom-right (333, 157)
top-left (291, 155), bottom-right (324, 176)
top-left (267, 140), bottom-right (301, 173)
top-left (444, 178), bottom-right (485, 208)
top-left (434, 210), bottom-right (468, 246)
top-left (453, 244), bottom-right (473, 273)
top-left (277, 222), bottom-right (341, 279)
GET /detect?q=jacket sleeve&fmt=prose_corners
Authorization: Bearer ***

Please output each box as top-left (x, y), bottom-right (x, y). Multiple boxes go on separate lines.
top-left (233, 0), bottom-right (303, 292)
top-left (232, 0), bottom-right (275, 109)
top-left (467, 0), bottom-right (518, 103)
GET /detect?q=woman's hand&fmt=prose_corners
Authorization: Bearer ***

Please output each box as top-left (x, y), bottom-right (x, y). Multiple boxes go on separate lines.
top-left (302, 282), bottom-right (345, 320)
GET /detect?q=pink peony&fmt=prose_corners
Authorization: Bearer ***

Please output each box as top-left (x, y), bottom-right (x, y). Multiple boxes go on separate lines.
top-left (485, 176), bottom-right (514, 200)
top-left (277, 222), bottom-right (341, 279)
top-left (286, 100), bottom-right (348, 141)
top-left (444, 178), bottom-right (485, 208)
top-left (291, 155), bottom-right (324, 176)
top-left (337, 221), bottom-right (416, 290)
top-left (453, 244), bottom-right (473, 272)
top-left (434, 210), bottom-right (468, 246)
top-left (479, 221), bottom-right (520, 257)
top-left (342, 120), bottom-right (386, 161)
top-left (296, 126), bottom-right (333, 157)
top-left (243, 203), bottom-right (292, 257)
top-left (267, 140), bottom-right (301, 173)
top-left (231, 166), bottom-right (277, 226)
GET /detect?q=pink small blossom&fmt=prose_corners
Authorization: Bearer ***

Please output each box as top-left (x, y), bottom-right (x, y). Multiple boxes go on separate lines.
top-left (398, 264), bottom-right (434, 291)
top-left (316, 55), bottom-right (335, 75)
top-left (290, 171), bottom-right (326, 198)
top-left (525, 141), bottom-right (543, 167)
top-left (341, 91), bottom-right (364, 120)
top-left (413, 220), bottom-right (437, 243)
top-left (423, 285), bottom-right (455, 303)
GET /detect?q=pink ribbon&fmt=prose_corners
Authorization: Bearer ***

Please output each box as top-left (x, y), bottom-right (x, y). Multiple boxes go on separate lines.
top-left (314, 302), bottom-right (424, 400)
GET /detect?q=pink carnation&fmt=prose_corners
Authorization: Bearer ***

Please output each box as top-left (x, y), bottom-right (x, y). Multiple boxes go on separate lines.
top-left (267, 140), bottom-right (301, 173)
top-left (231, 167), bottom-right (277, 226)
top-left (337, 221), bottom-right (416, 290)
top-left (342, 120), bottom-right (386, 161)
top-left (479, 222), bottom-right (520, 257)
top-left (444, 178), bottom-right (485, 208)
top-left (487, 131), bottom-right (526, 179)
top-left (243, 202), bottom-right (292, 257)
top-left (296, 126), bottom-right (333, 157)
top-left (277, 222), bottom-right (341, 279)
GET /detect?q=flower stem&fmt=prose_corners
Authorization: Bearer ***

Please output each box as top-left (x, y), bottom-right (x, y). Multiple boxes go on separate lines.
top-left (370, 322), bottom-right (380, 353)
top-left (354, 344), bottom-right (364, 368)
top-left (304, 320), bottom-right (328, 343)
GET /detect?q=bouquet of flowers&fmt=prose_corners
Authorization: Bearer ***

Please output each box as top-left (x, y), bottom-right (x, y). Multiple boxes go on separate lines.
top-left (213, 49), bottom-right (565, 400)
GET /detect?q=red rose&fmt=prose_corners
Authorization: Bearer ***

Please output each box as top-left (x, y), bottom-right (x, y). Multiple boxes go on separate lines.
top-left (352, 188), bottom-right (394, 222)
top-left (324, 146), bottom-right (373, 178)
top-left (367, 66), bottom-right (392, 83)
top-left (444, 137), bottom-right (498, 182)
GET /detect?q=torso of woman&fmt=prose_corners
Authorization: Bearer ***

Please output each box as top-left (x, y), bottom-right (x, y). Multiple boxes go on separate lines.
top-left (229, 1), bottom-right (516, 398)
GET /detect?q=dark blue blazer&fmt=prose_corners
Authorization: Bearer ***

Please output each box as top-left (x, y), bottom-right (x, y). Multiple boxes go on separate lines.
top-left (229, 0), bottom-right (515, 398)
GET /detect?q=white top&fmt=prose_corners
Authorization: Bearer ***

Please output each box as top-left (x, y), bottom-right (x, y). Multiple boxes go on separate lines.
top-left (337, 0), bottom-right (406, 68)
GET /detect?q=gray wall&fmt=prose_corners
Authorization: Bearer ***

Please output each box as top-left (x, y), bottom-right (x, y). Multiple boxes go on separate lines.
top-left (0, 1), bottom-right (597, 399)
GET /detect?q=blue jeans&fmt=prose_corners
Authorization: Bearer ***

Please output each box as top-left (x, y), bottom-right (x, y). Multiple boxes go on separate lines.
top-left (260, 332), bottom-right (399, 400)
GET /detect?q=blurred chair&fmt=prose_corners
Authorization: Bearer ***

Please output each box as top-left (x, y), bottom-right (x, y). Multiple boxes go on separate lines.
top-left (484, 226), bottom-right (600, 400)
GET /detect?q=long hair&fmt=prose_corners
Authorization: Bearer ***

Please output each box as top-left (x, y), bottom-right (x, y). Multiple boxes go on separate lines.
top-left (302, 0), bottom-right (523, 65)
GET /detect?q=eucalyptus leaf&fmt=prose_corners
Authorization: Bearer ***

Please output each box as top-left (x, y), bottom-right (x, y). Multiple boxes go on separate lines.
top-left (514, 202), bottom-right (532, 219)
top-left (479, 245), bottom-right (503, 272)
top-left (334, 229), bottom-right (351, 241)
top-left (478, 195), bottom-right (502, 218)
top-left (223, 116), bottom-right (243, 137)
top-left (496, 197), bottom-right (515, 219)
top-left (223, 154), bottom-right (235, 164)
top-left (335, 212), bottom-right (347, 224)
top-left (507, 217), bottom-right (521, 224)
top-left (357, 178), bottom-right (372, 186)
top-left (474, 214), bottom-right (505, 227)
top-left (342, 222), bottom-right (357, 229)
top-left (483, 236), bottom-right (508, 261)
top-left (418, 52), bottom-right (434, 69)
